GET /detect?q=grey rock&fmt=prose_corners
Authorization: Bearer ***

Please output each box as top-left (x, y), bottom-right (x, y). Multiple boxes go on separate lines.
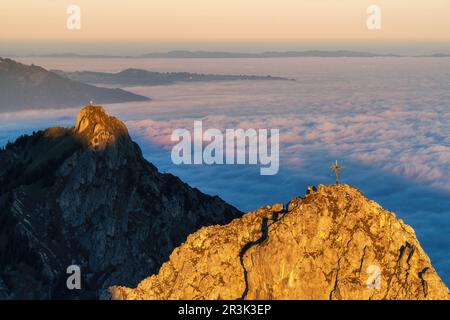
top-left (0, 106), bottom-right (241, 299)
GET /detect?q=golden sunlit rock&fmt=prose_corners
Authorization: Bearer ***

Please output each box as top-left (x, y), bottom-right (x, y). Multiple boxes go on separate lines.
top-left (110, 184), bottom-right (449, 300)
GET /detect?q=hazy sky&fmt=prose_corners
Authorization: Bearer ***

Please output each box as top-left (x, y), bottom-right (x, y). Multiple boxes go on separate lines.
top-left (1, 0), bottom-right (449, 41)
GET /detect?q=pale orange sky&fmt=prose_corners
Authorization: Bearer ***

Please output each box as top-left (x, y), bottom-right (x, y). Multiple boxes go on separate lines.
top-left (1, 0), bottom-right (449, 41)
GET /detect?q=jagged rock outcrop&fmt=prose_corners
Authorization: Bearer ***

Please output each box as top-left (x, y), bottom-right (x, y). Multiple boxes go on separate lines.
top-left (110, 185), bottom-right (449, 300)
top-left (0, 106), bottom-right (241, 299)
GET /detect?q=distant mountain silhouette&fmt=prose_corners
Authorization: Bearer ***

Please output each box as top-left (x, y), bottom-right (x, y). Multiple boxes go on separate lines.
top-left (141, 50), bottom-right (400, 58)
top-left (13, 50), bottom-right (450, 59)
top-left (8, 50), bottom-right (405, 59)
top-left (417, 53), bottom-right (450, 58)
top-left (0, 58), bottom-right (149, 112)
top-left (52, 68), bottom-right (292, 86)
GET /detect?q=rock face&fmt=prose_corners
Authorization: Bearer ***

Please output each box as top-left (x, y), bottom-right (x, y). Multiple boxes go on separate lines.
top-left (110, 185), bottom-right (449, 300)
top-left (0, 106), bottom-right (241, 299)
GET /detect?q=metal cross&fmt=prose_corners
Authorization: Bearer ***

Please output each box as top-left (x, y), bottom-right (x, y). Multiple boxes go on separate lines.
top-left (330, 160), bottom-right (344, 185)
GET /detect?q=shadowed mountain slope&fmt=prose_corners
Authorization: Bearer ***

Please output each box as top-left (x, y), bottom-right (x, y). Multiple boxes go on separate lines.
top-left (0, 106), bottom-right (241, 299)
top-left (0, 58), bottom-right (149, 112)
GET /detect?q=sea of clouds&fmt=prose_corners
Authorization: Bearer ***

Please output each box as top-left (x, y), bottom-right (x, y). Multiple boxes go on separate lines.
top-left (2, 57), bottom-right (450, 285)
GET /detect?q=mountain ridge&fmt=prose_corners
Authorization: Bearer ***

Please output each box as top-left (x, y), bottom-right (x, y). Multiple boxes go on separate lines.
top-left (110, 184), bottom-right (449, 300)
top-left (7, 50), bottom-right (405, 59)
top-left (51, 68), bottom-right (293, 86)
top-left (0, 105), bottom-right (242, 299)
top-left (0, 58), bottom-right (149, 112)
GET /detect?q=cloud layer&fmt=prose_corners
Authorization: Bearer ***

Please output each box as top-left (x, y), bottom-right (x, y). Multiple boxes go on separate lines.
top-left (1, 57), bottom-right (449, 285)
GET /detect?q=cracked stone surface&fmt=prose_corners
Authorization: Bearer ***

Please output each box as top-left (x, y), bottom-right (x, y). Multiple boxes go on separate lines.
top-left (110, 184), bottom-right (449, 300)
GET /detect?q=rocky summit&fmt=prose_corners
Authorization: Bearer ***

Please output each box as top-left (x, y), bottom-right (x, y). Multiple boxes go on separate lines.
top-left (110, 184), bottom-right (449, 300)
top-left (0, 106), bottom-right (241, 299)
